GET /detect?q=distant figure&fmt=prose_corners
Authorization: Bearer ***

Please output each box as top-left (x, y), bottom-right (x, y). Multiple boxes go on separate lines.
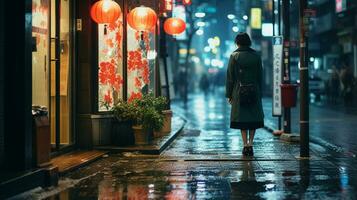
top-left (225, 32), bottom-right (264, 157)
top-left (199, 73), bottom-right (210, 95)
top-left (340, 63), bottom-right (354, 106)
top-left (329, 66), bottom-right (340, 104)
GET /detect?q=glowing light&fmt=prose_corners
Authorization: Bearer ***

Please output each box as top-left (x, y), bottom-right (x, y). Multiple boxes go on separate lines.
top-left (204, 46), bottom-right (211, 52)
top-left (147, 50), bottom-right (157, 60)
top-left (195, 12), bottom-right (206, 18)
top-left (197, 21), bottom-right (206, 27)
top-left (227, 14), bottom-right (235, 20)
top-left (196, 29), bottom-right (204, 35)
top-left (243, 15), bottom-right (248, 20)
top-left (232, 26), bottom-right (239, 32)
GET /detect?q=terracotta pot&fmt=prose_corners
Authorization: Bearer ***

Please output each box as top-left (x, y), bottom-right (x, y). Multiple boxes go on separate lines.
top-left (161, 110), bottom-right (173, 133)
top-left (153, 130), bottom-right (164, 138)
top-left (132, 125), bottom-right (150, 145)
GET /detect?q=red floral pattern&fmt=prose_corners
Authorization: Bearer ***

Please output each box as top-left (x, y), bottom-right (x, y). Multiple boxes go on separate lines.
top-left (103, 90), bottom-right (112, 105)
top-left (128, 92), bottom-right (142, 103)
top-left (98, 17), bottom-right (123, 111)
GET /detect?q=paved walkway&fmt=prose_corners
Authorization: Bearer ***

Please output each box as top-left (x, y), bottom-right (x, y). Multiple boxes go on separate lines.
top-left (263, 97), bottom-right (357, 156)
top-left (9, 90), bottom-right (357, 199)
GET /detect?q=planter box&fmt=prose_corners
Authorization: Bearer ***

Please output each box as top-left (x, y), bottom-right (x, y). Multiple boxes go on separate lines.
top-left (161, 110), bottom-right (173, 133)
top-left (132, 125), bottom-right (151, 145)
top-left (91, 114), bottom-right (113, 146)
top-left (111, 120), bottom-right (134, 146)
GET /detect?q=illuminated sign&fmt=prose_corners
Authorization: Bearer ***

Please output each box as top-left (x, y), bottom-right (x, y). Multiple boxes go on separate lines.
top-left (272, 36), bottom-right (283, 116)
top-left (165, 0), bottom-right (173, 11)
top-left (250, 8), bottom-right (262, 29)
top-left (336, 0), bottom-right (347, 13)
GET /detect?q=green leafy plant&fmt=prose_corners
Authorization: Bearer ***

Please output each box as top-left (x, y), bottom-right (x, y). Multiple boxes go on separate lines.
top-left (111, 99), bottom-right (138, 122)
top-left (135, 93), bottom-right (168, 114)
top-left (139, 107), bottom-right (164, 132)
top-left (131, 93), bottom-right (167, 131)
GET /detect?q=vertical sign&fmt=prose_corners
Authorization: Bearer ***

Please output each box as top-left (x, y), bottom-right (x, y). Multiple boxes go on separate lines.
top-left (250, 8), bottom-right (262, 29)
top-left (273, 36), bottom-right (283, 116)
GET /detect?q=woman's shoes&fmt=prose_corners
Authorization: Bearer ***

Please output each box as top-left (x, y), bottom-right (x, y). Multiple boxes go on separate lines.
top-left (242, 146), bottom-right (254, 156)
top-left (247, 146), bottom-right (254, 156)
top-left (242, 146), bottom-right (249, 156)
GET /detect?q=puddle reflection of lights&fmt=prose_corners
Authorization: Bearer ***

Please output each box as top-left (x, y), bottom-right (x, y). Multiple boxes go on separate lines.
top-left (265, 184), bottom-right (276, 190)
top-left (197, 181), bottom-right (206, 191)
top-left (339, 167), bottom-right (349, 190)
top-left (208, 113), bottom-right (216, 120)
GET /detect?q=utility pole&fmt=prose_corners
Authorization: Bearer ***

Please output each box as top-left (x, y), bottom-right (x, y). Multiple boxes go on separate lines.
top-left (299, 0), bottom-right (310, 157)
top-left (282, 0), bottom-right (291, 133)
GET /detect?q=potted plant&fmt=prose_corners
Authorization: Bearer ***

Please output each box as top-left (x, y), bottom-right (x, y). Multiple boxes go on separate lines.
top-left (111, 100), bottom-right (137, 146)
top-left (131, 95), bottom-right (165, 144)
top-left (154, 96), bottom-right (172, 134)
top-left (136, 94), bottom-right (172, 137)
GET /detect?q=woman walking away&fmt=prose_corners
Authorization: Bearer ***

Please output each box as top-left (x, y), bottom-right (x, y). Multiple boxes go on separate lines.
top-left (225, 32), bottom-right (264, 156)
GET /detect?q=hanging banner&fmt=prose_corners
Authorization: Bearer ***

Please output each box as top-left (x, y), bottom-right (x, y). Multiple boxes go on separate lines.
top-left (272, 36), bottom-right (283, 116)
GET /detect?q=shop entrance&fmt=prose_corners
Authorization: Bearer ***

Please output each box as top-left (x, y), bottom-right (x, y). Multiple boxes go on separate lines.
top-left (32, 0), bottom-right (74, 152)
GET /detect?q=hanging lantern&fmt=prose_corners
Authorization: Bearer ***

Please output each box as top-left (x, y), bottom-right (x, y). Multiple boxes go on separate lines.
top-left (182, 0), bottom-right (192, 5)
top-left (127, 6), bottom-right (157, 32)
top-left (164, 17), bottom-right (186, 35)
top-left (90, 0), bottom-right (121, 24)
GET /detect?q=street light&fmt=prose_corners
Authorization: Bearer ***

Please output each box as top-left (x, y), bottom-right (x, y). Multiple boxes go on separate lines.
top-left (197, 21), bottom-right (206, 27)
top-left (232, 26), bottom-right (239, 32)
top-left (195, 12), bottom-right (206, 18)
top-left (242, 15), bottom-right (248, 20)
top-left (227, 14), bottom-right (235, 20)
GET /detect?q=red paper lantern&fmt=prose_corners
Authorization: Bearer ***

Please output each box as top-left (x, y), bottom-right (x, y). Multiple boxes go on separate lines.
top-left (127, 6), bottom-right (157, 32)
top-left (164, 18), bottom-right (186, 35)
top-left (182, 0), bottom-right (192, 5)
top-left (90, 0), bottom-right (121, 24)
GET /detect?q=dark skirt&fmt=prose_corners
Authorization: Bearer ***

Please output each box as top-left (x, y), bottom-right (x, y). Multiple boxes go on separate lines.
top-left (230, 121), bottom-right (264, 130)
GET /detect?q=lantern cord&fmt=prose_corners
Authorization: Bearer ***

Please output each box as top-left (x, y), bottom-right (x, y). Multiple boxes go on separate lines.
top-left (104, 24), bottom-right (108, 35)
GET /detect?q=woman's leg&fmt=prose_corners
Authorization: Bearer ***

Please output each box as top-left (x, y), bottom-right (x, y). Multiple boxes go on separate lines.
top-left (241, 130), bottom-right (248, 146)
top-left (248, 129), bottom-right (256, 146)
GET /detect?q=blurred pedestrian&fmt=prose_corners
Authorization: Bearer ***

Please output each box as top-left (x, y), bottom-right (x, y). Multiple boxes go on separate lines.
top-left (226, 32), bottom-right (264, 157)
top-left (329, 66), bottom-right (340, 104)
top-left (199, 73), bottom-right (210, 95)
top-left (340, 63), bottom-right (354, 106)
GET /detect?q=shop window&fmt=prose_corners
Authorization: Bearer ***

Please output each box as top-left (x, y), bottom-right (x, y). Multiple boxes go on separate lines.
top-left (127, 26), bottom-right (156, 102)
top-left (32, 0), bottom-right (49, 109)
top-left (98, 17), bottom-right (124, 111)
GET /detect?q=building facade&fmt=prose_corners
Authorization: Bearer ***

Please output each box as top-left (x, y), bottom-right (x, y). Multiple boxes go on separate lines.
top-left (1, 0), bottom-right (167, 197)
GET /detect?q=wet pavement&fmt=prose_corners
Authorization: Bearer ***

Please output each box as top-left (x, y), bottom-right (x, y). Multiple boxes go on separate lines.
top-left (9, 88), bottom-right (357, 199)
top-left (263, 96), bottom-right (357, 156)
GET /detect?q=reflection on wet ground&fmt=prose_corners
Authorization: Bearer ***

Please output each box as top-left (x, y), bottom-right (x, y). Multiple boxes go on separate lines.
top-left (14, 90), bottom-right (357, 200)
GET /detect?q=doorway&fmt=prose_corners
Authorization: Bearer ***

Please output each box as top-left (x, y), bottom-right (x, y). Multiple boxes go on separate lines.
top-left (32, 0), bottom-right (74, 152)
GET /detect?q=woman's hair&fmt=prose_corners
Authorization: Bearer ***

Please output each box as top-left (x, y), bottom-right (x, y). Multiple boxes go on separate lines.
top-left (235, 32), bottom-right (252, 46)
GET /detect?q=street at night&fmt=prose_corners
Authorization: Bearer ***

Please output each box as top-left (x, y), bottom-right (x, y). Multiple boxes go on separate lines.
top-left (1, 0), bottom-right (357, 199)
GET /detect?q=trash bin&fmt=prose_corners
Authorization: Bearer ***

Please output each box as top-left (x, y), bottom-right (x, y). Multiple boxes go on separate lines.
top-left (32, 105), bottom-right (51, 167)
top-left (281, 84), bottom-right (298, 107)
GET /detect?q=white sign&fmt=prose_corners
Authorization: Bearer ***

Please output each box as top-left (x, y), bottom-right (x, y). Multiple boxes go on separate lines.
top-left (272, 36), bottom-right (283, 116)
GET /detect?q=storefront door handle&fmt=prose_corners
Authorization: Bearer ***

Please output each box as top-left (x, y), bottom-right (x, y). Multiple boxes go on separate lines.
top-left (51, 59), bottom-right (59, 61)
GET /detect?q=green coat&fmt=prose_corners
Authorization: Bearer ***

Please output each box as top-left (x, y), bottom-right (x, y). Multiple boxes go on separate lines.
top-left (225, 47), bottom-right (264, 123)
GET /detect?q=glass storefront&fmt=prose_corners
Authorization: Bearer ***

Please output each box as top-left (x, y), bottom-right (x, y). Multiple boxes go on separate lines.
top-left (32, 0), bottom-right (73, 151)
top-left (98, 2), bottom-right (158, 111)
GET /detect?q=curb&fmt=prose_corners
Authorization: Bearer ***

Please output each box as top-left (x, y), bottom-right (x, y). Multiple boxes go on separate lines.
top-left (263, 125), bottom-right (352, 156)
